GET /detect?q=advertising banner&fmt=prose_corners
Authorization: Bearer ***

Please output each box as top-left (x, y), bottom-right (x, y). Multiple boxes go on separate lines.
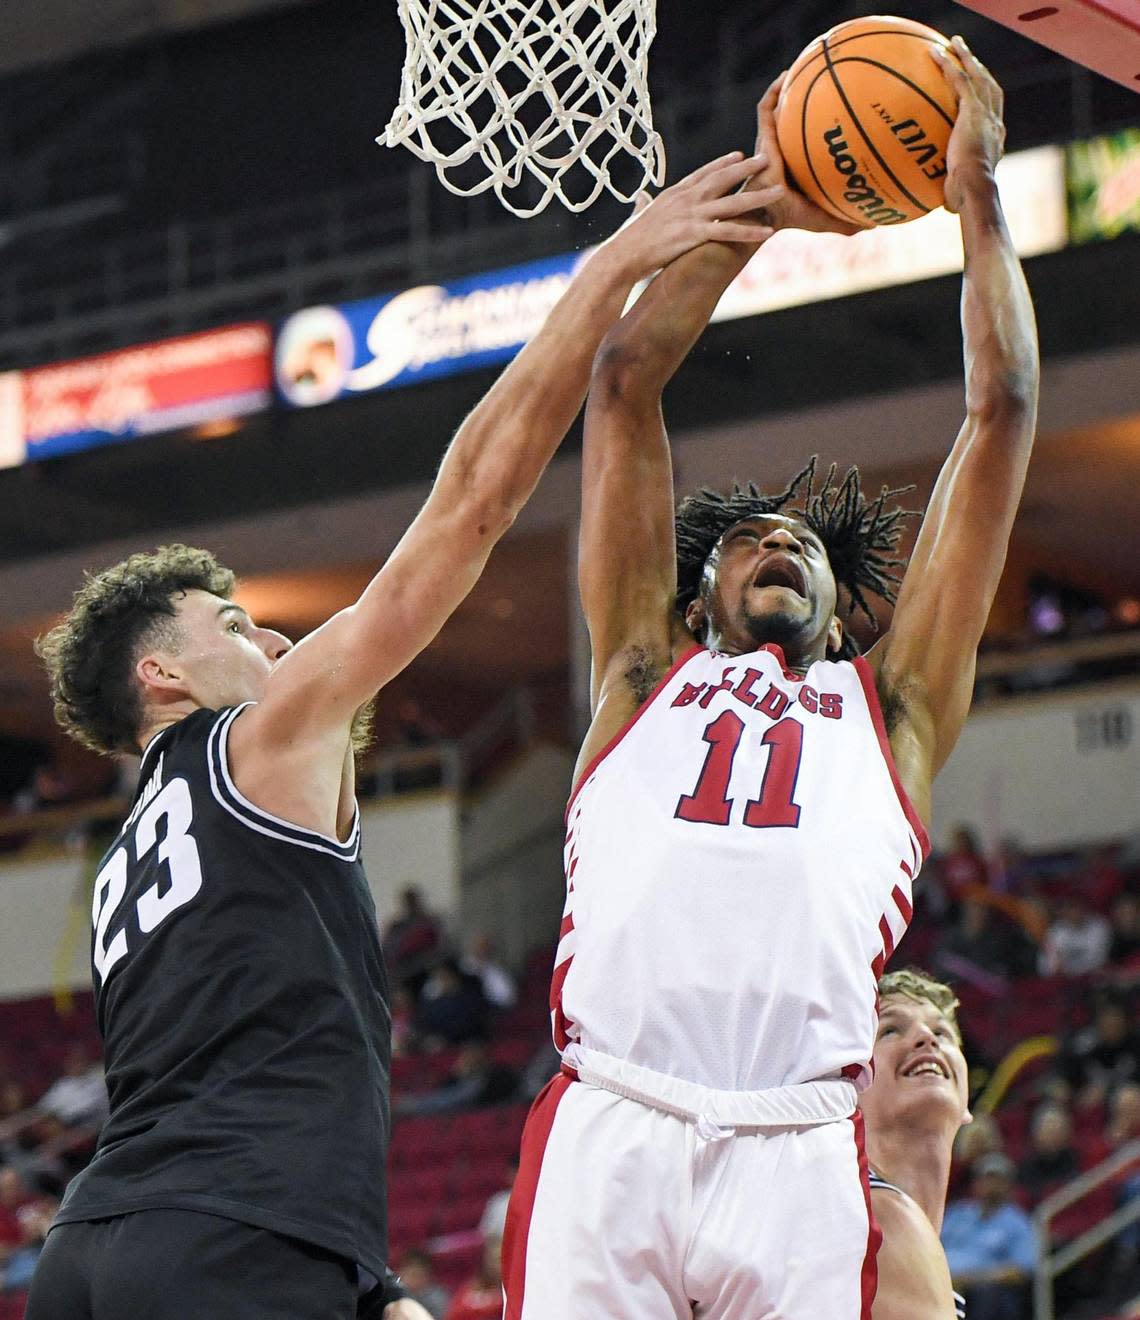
top-left (1067, 128), bottom-right (1140, 244)
top-left (276, 147), bottom-right (1065, 410)
top-left (275, 253), bottom-right (581, 408)
top-left (22, 323), bottom-right (273, 460)
top-left (712, 146), bottom-right (1067, 323)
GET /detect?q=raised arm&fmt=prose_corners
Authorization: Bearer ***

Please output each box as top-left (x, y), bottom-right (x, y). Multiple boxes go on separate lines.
top-left (578, 78), bottom-right (855, 747)
top-left (873, 39), bottom-right (1039, 800)
top-left (579, 236), bottom-right (765, 715)
top-left (242, 155), bottom-right (773, 752)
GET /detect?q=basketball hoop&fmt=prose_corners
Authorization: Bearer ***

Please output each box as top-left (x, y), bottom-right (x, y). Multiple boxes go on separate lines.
top-left (380, 0), bottom-right (666, 218)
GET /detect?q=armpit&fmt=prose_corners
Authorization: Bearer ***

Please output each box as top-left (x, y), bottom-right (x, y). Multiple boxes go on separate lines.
top-left (623, 645), bottom-right (667, 706)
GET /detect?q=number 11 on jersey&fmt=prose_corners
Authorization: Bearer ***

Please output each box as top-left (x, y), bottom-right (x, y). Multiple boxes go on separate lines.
top-left (675, 713), bottom-right (804, 828)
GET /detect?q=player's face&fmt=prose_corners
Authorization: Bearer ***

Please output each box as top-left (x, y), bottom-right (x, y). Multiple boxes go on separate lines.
top-left (694, 515), bottom-right (841, 661)
top-left (860, 994), bottom-right (970, 1136)
top-left (155, 589), bottom-right (293, 709)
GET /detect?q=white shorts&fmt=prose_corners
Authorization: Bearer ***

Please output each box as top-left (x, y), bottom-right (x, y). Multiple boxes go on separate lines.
top-left (502, 1070), bottom-right (881, 1319)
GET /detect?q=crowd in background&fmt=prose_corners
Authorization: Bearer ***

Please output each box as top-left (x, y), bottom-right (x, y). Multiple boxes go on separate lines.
top-left (0, 835), bottom-right (1137, 1317)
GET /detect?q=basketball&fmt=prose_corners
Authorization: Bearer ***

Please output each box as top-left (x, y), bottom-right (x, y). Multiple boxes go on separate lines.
top-left (775, 15), bottom-right (959, 228)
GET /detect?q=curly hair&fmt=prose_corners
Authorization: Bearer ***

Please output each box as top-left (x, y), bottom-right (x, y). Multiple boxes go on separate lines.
top-left (878, 967), bottom-right (963, 1047)
top-left (36, 545), bottom-right (235, 755)
top-left (674, 457), bottom-right (917, 661)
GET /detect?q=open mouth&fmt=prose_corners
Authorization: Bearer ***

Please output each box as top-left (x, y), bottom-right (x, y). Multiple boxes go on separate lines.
top-left (900, 1055), bottom-right (950, 1080)
top-left (752, 554), bottom-right (807, 596)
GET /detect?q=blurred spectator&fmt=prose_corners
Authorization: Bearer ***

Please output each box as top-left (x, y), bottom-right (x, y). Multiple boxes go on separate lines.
top-left (1056, 994), bottom-right (1140, 1105)
top-left (383, 888), bottom-right (444, 989)
top-left (2, 1191), bottom-right (56, 1291)
top-left (11, 764), bottom-right (75, 816)
top-left (460, 934), bottom-right (517, 1011)
top-left (416, 961), bottom-right (489, 1050)
top-left (520, 1038), bottom-right (561, 1102)
top-left (0, 1167), bottom-right (30, 1269)
top-left (446, 1234), bottom-right (503, 1320)
top-left (391, 987), bottom-right (419, 1058)
top-left (396, 700), bottom-right (444, 747)
top-left (1039, 897), bottom-right (1111, 977)
top-left (937, 900), bottom-right (1026, 986)
top-left (1109, 893), bottom-right (1140, 966)
top-left (37, 1044), bottom-right (108, 1130)
top-left (1107, 1082), bottom-right (1140, 1148)
top-left (951, 1112), bottom-right (1006, 1199)
top-left (0, 1084), bottom-right (26, 1126)
top-left (478, 1157), bottom-right (518, 1241)
top-left (989, 837), bottom-right (1037, 898)
top-left (397, 1246), bottom-right (451, 1320)
top-left (2, 762), bottom-right (86, 853)
top-left (942, 1153), bottom-right (1038, 1320)
top-left (395, 1044), bottom-right (518, 1118)
top-left (1078, 843), bottom-right (1126, 911)
top-left (1017, 1103), bottom-right (1078, 1205)
top-left (941, 826), bottom-right (990, 903)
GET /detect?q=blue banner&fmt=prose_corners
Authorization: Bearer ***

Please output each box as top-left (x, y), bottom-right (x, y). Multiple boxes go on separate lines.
top-left (275, 252), bottom-right (585, 408)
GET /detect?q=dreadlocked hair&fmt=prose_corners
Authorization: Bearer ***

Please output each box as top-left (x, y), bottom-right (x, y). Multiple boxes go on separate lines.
top-left (674, 457), bottom-right (917, 661)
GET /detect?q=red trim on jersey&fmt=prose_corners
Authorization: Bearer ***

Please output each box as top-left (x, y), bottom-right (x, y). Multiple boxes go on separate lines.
top-left (878, 914), bottom-right (896, 962)
top-left (851, 1109), bottom-right (883, 1319)
top-left (851, 657), bottom-right (932, 861)
top-left (549, 955), bottom-right (575, 1050)
top-left (566, 643), bottom-right (704, 820)
top-left (558, 912), bottom-right (574, 941)
top-left (891, 883), bottom-right (913, 924)
top-left (502, 1071), bottom-right (574, 1320)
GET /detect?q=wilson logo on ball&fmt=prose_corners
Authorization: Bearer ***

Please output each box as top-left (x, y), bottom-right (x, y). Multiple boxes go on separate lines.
top-left (823, 127), bottom-right (908, 225)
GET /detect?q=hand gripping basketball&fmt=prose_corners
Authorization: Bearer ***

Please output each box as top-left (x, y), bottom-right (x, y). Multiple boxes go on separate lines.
top-left (750, 75), bottom-right (861, 235)
top-left (931, 36), bottom-right (1007, 214)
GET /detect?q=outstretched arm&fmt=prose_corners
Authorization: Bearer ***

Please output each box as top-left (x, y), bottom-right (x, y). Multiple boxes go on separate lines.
top-left (579, 78), bottom-right (853, 741)
top-left (873, 38), bottom-right (1039, 800)
top-left (244, 154), bottom-right (774, 750)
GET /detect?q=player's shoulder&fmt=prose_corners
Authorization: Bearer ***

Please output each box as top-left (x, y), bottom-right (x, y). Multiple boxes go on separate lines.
top-left (872, 1184), bottom-right (959, 1320)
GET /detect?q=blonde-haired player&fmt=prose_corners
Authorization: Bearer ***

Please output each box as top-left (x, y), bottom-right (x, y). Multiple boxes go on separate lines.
top-left (861, 969), bottom-right (971, 1320)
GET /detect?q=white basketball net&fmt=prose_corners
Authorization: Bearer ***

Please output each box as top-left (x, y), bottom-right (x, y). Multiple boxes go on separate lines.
top-left (381, 0), bottom-right (665, 217)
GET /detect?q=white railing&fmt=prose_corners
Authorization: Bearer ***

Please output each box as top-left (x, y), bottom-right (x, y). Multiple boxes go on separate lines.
top-left (1032, 1138), bottom-right (1140, 1320)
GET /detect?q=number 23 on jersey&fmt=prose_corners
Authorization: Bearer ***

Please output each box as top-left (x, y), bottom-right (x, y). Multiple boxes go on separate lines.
top-left (92, 777), bottom-right (203, 982)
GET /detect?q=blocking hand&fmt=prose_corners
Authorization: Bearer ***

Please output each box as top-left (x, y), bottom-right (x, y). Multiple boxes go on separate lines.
top-left (602, 152), bottom-right (786, 278)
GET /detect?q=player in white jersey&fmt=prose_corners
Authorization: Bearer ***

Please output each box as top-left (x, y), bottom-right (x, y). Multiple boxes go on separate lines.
top-left (503, 41), bottom-right (1037, 1319)
top-left (861, 969), bottom-right (972, 1320)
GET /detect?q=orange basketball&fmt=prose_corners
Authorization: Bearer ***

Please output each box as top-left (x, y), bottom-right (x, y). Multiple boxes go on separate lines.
top-left (775, 15), bottom-right (958, 228)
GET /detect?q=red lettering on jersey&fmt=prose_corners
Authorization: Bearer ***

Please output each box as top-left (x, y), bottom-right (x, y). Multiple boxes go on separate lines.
top-left (672, 682), bottom-right (707, 708)
top-left (698, 667), bottom-right (737, 709)
top-left (798, 684), bottom-right (819, 714)
top-left (731, 668), bottom-right (765, 707)
top-left (819, 692), bottom-right (844, 719)
top-left (755, 684), bottom-right (791, 720)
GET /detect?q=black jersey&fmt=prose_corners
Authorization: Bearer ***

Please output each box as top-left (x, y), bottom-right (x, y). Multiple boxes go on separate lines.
top-left (55, 705), bottom-right (392, 1280)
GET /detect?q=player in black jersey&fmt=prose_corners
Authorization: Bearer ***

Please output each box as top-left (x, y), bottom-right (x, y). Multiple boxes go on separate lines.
top-left (25, 158), bottom-right (781, 1320)
top-left (860, 969), bottom-right (972, 1320)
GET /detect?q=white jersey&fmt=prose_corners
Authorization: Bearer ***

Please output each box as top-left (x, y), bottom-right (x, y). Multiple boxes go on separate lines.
top-left (553, 642), bottom-right (929, 1098)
